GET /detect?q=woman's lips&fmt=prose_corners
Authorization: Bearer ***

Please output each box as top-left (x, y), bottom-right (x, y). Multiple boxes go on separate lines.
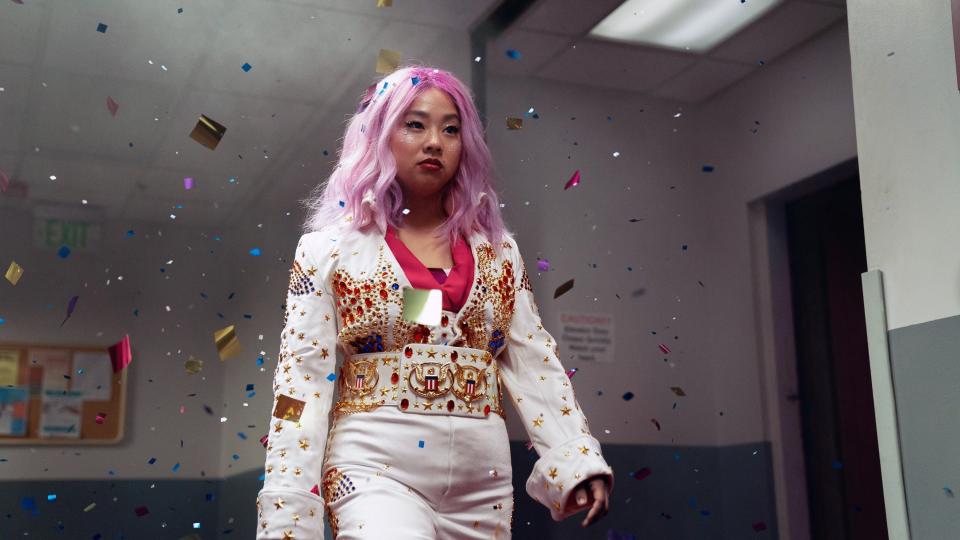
top-left (418, 162), bottom-right (441, 171)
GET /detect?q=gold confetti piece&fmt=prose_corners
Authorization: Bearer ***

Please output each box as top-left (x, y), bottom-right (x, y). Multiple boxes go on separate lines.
top-left (553, 278), bottom-right (574, 299)
top-left (506, 117), bottom-right (523, 130)
top-left (214, 325), bottom-right (241, 361)
top-left (273, 394), bottom-right (306, 422)
top-left (178, 535), bottom-right (202, 540)
top-left (188, 114), bottom-right (227, 150)
top-left (184, 356), bottom-right (203, 374)
top-left (5, 261), bottom-right (24, 285)
top-left (376, 48), bottom-right (401, 75)
top-left (377, 0), bottom-right (392, 6)
top-left (400, 287), bottom-right (442, 326)
top-left (670, 386), bottom-right (686, 397)
top-left (83, 502), bottom-right (96, 512)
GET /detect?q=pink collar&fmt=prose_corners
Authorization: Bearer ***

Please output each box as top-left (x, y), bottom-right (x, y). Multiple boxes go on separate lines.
top-left (384, 224), bottom-right (475, 313)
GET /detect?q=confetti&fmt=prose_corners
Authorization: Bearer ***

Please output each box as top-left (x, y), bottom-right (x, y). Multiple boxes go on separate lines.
top-left (377, 0), bottom-right (392, 6)
top-left (5, 261), bottom-right (24, 285)
top-left (945, 486), bottom-right (955, 498)
top-left (702, 165), bottom-right (715, 172)
top-left (188, 114), bottom-right (227, 150)
top-left (83, 502), bottom-right (96, 512)
top-left (564, 170), bottom-right (581, 190)
top-left (58, 245), bottom-right (71, 258)
top-left (418, 440), bottom-right (425, 448)
top-left (59, 295), bottom-right (79, 327)
top-left (272, 394), bottom-right (306, 422)
top-left (96, 23), bottom-right (108, 33)
top-left (536, 259), bottom-right (549, 272)
top-left (109, 334), bottom-right (132, 373)
top-left (752, 521), bottom-right (767, 532)
top-left (651, 418), bottom-right (661, 431)
top-left (622, 391), bottom-right (634, 401)
top-left (241, 62), bottom-right (252, 72)
top-left (552, 278), bottom-right (574, 299)
top-left (134, 506), bottom-right (149, 517)
top-left (669, 386), bottom-right (685, 397)
top-left (249, 247), bottom-right (261, 256)
top-left (260, 434), bottom-right (269, 447)
top-left (95, 412), bottom-right (107, 424)
top-left (376, 48), bottom-right (401, 75)
top-left (214, 325), bottom-right (241, 361)
top-left (565, 367), bottom-right (578, 379)
top-left (505, 117), bottom-right (523, 130)
top-left (184, 356), bottom-right (203, 374)
top-left (505, 49), bottom-right (521, 60)
top-left (106, 96), bottom-right (119, 116)
top-left (0, 169), bottom-right (8, 192)
top-left (310, 484), bottom-right (320, 495)
top-left (658, 343), bottom-right (671, 354)
top-left (631, 467), bottom-right (651, 480)
top-left (184, 177), bottom-right (193, 190)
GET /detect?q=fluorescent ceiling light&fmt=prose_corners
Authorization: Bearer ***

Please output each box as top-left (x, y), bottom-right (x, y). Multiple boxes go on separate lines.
top-left (588, 0), bottom-right (783, 53)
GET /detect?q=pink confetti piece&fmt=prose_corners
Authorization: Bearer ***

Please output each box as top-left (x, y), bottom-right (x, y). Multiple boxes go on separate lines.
top-left (184, 177), bottom-right (193, 190)
top-left (658, 343), bottom-right (671, 354)
top-left (11, 0), bottom-right (25, 4)
top-left (95, 412), bottom-right (107, 424)
top-left (565, 367), bottom-right (578, 379)
top-left (564, 169), bottom-right (581, 190)
top-left (631, 467), bottom-right (651, 480)
top-left (752, 521), bottom-right (767, 532)
top-left (134, 506), bottom-right (149, 517)
top-left (651, 418), bottom-right (661, 431)
top-left (109, 334), bottom-right (132, 373)
top-left (260, 434), bottom-right (269, 447)
top-left (310, 484), bottom-right (320, 496)
top-left (179, 405), bottom-right (185, 414)
top-left (106, 96), bottom-right (119, 116)
top-left (525, 441), bottom-right (534, 451)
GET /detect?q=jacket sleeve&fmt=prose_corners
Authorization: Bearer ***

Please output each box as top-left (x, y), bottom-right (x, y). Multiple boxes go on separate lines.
top-left (256, 233), bottom-right (338, 540)
top-left (497, 236), bottom-right (615, 521)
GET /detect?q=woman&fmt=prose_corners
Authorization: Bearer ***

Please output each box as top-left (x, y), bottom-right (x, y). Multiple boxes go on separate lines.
top-left (256, 64), bottom-right (613, 540)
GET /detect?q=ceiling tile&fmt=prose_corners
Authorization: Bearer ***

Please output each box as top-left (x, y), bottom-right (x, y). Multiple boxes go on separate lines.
top-left (0, 0), bottom-right (50, 64)
top-left (650, 59), bottom-right (757, 104)
top-left (517, 0), bottom-right (625, 36)
top-left (18, 153), bottom-right (140, 209)
top-left (283, 0), bottom-right (499, 31)
top-left (709, 0), bottom-right (846, 64)
top-left (536, 39), bottom-right (698, 93)
top-left (488, 28), bottom-right (572, 77)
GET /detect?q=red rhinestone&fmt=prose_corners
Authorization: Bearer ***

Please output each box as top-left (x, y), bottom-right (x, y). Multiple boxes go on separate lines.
top-left (484, 404), bottom-right (491, 416)
top-left (441, 315), bottom-right (449, 327)
top-left (450, 351), bottom-right (458, 362)
top-left (404, 347), bottom-right (413, 358)
top-left (447, 400), bottom-right (455, 412)
top-left (391, 372), bottom-right (399, 385)
top-left (400, 398), bottom-right (409, 410)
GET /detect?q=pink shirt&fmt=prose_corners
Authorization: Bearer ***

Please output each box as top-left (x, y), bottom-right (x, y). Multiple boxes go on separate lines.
top-left (384, 224), bottom-right (475, 313)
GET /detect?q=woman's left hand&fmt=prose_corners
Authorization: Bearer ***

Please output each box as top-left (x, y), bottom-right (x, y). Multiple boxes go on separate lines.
top-left (565, 474), bottom-right (610, 527)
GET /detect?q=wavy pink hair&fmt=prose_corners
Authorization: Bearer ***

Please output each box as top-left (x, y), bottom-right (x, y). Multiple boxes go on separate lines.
top-left (301, 64), bottom-right (512, 259)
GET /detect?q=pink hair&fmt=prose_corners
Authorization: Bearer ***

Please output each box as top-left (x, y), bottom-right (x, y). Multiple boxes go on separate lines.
top-left (300, 64), bottom-right (512, 259)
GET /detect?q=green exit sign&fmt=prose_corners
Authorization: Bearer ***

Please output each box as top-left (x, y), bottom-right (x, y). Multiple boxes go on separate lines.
top-left (33, 208), bottom-right (102, 252)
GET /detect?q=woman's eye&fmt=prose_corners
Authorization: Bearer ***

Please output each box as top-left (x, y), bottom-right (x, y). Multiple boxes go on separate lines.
top-left (405, 121), bottom-right (423, 129)
top-left (446, 126), bottom-right (460, 134)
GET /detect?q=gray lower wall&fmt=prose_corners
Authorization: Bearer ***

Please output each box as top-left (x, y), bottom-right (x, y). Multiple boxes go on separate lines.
top-left (3, 442), bottom-right (777, 539)
top-left (888, 312), bottom-right (960, 540)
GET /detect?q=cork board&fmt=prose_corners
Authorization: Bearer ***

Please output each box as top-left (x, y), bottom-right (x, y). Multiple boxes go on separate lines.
top-left (0, 342), bottom-right (127, 445)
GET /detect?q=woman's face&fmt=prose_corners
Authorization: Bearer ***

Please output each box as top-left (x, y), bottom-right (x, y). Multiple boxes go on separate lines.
top-left (389, 87), bottom-right (462, 201)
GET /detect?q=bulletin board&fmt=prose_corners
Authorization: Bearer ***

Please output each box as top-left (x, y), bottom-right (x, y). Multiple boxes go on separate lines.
top-left (0, 342), bottom-right (127, 445)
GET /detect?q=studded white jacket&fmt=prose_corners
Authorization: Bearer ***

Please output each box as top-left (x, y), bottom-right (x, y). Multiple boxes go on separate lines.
top-left (255, 221), bottom-right (614, 539)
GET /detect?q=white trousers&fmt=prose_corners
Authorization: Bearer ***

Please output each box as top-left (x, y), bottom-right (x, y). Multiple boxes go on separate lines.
top-left (320, 405), bottom-right (514, 539)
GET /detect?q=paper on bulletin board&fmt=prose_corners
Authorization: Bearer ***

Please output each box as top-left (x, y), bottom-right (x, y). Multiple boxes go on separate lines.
top-left (29, 349), bottom-right (70, 391)
top-left (39, 390), bottom-right (83, 438)
top-left (0, 349), bottom-right (19, 386)
top-left (0, 387), bottom-right (29, 436)
top-left (71, 352), bottom-right (112, 401)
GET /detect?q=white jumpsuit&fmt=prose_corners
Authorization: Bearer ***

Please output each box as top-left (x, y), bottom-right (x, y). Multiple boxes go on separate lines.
top-left (255, 222), bottom-right (614, 540)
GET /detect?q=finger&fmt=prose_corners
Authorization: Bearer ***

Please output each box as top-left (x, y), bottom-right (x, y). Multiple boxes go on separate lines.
top-left (581, 499), bottom-right (603, 527)
top-left (574, 487), bottom-right (588, 507)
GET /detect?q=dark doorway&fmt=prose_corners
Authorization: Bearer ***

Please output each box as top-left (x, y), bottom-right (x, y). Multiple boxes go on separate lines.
top-left (785, 175), bottom-right (888, 540)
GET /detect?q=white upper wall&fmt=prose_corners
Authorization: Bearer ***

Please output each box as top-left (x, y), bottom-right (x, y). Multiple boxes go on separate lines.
top-left (847, 0), bottom-right (960, 331)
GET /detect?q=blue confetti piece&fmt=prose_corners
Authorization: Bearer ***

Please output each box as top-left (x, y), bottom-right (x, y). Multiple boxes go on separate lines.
top-left (205, 492), bottom-right (215, 502)
top-left (411, 76), bottom-right (420, 86)
top-left (944, 486), bottom-right (955, 498)
top-left (702, 165), bottom-right (715, 172)
top-left (171, 462), bottom-right (181, 472)
top-left (832, 460), bottom-right (843, 470)
top-left (674, 452), bottom-right (681, 462)
top-left (247, 391), bottom-right (256, 398)
top-left (258, 472), bottom-right (265, 481)
top-left (238, 432), bottom-right (247, 440)
top-left (194, 522), bottom-right (201, 528)
top-left (232, 454), bottom-right (239, 461)
top-left (246, 384), bottom-right (254, 391)
top-left (688, 496), bottom-right (697, 509)
top-left (97, 23), bottom-right (108, 33)
top-left (178, 8), bottom-right (183, 13)
top-left (700, 510), bottom-right (711, 517)
top-left (126, 230), bottom-right (135, 237)
top-left (21, 496), bottom-right (38, 515)
top-left (249, 247), bottom-right (261, 256)
top-left (505, 49), bottom-right (521, 60)
top-left (242, 62), bottom-right (252, 72)
top-left (0, 318), bottom-right (5, 325)
top-left (622, 391), bottom-right (634, 401)
top-left (133, 309), bottom-right (139, 317)
top-left (418, 440), bottom-right (425, 448)
top-left (47, 493), bottom-right (56, 501)
top-left (327, 373), bottom-right (336, 382)
top-left (256, 355), bottom-right (264, 366)
top-left (58, 245), bottom-right (71, 258)
top-left (339, 200), bottom-right (345, 207)
top-left (148, 457), bottom-right (156, 464)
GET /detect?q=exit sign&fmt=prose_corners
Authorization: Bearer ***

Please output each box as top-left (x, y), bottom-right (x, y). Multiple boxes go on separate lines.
top-left (33, 205), bottom-right (102, 252)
